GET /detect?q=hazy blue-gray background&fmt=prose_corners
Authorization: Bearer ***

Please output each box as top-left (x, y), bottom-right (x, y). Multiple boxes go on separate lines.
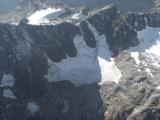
top-left (0, 0), bottom-right (154, 13)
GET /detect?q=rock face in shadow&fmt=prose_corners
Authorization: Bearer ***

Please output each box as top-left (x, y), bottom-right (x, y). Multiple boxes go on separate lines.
top-left (0, 81), bottom-right (105, 120)
top-left (0, 5), bottom-right (160, 120)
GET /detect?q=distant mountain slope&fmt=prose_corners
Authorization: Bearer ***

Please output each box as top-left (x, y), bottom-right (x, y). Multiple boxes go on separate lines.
top-left (0, 0), bottom-right (158, 23)
top-left (0, 0), bottom-right (155, 12)
top-left (53, 0), bottom-right (154, 12)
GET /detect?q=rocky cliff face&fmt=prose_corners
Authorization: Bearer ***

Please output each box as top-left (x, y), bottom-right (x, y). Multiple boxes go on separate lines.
top-left (0, 4), bottom-right (160, 120)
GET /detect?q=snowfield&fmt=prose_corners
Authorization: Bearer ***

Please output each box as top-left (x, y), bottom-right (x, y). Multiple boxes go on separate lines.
top-left (27, 7), bottom-right (85, 25)
top-left (46, 22), bottom-right (122, 86)
top-left (46, 35), bottom-right (101, 85)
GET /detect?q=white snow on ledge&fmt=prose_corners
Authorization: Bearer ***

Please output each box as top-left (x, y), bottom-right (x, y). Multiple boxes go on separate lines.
top-left (46, 22), bottom-right (122, 86)
top-left (28, 7), bottom-right (62, 25)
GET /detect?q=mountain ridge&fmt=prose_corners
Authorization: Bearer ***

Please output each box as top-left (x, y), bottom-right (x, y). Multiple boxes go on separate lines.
top-left (0, 4), bottom-right (160, 120)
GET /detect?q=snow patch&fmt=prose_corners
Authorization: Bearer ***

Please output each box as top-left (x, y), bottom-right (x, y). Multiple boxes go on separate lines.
top-left (156, 85), bottom-right (160, 90)
top-left (27, 102), bottom-right (39, 115)
top-left (98, 57), bottom-right (122, 84)
top-left (131, 52), bottom-right (141, 65)
top-left (71, 11), bottom-right (84, 20)
top-left (1, 74), bottom-right (15, 87)
top-left (72, 13), bottom-right (81, 19)
top-left (144, 68), bottom-right (153, 77)
top-left (3, 89), bottom-right (16, 99)
top-left (28, 7), bottom-right (62, 25)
